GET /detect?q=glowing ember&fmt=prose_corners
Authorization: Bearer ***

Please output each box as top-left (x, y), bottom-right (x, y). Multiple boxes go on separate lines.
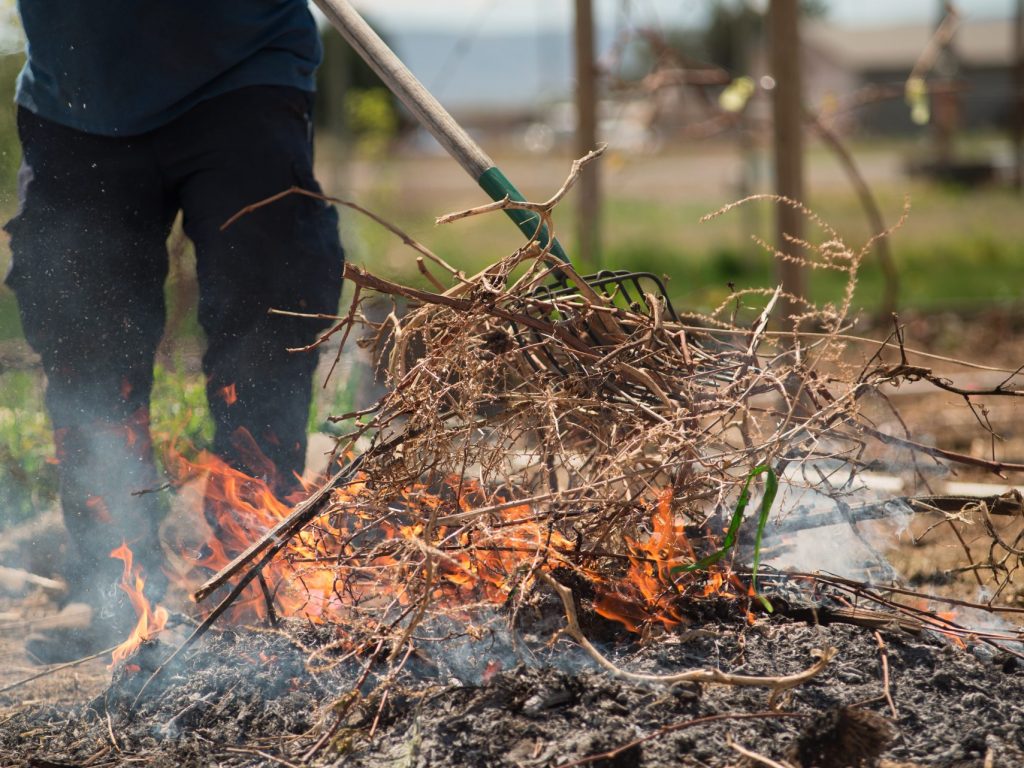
top-left (932, 609), bottom-right (968, 649)
top-left (109, 541), bottom-right (169, 666)
top-left (218, 383), bottom-right (238, 406)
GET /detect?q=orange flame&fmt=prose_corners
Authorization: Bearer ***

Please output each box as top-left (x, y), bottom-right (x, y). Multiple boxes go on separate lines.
top-left (933, 608), bottom-right (968, 649)
top-left (163, 443), bottom-right (373, 623)
top-left (158, 437), bottom-right (744, 637)
top-left (591, 490), bottom-right (742, 632)
top-left (109, 542), bottom-right (169, 666)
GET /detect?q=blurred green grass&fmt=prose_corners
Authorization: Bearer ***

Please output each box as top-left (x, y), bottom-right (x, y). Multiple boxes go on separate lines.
top-left (4, 182), bottom-right (1018, 338)
top-left (0, 368), bottom-right (56, 526)
top-left (341, 180), bottom-right (1024, 315)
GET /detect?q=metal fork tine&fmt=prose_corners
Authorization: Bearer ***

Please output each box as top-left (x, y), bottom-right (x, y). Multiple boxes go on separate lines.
top-left (503, 269), bottom-right (731, 400)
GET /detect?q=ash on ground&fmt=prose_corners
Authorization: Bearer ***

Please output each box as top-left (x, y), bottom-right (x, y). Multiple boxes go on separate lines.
top-left (3, 613), bottom-right (1024, 768)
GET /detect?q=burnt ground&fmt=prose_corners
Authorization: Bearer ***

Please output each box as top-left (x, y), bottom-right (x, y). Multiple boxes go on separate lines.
top-left (2, 593), bottom-right (1024, 768)
top-left (1, 309), bottom-right (1024, 767)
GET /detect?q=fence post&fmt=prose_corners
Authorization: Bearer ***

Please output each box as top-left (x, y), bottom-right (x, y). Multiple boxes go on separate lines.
top-left (769, 0), bottom-right (806, 323)
top-left (575, 0), bottom-right (601, 266)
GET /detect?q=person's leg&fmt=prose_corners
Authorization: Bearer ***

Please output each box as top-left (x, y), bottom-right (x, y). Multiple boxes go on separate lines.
top-left (4, 109), bottom-right (174, 620)
top-left (158, 86), bottom-right (344, 497)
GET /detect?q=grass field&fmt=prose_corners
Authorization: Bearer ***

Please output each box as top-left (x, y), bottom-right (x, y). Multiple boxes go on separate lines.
top-left (330, 141), bottom-right (1024, 316)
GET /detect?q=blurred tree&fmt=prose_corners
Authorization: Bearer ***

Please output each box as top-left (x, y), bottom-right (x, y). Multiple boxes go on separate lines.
top-left (0, 54), bottom-right (24, 207)
top-left (704, 0), bottom-right (826, 74)
top-left (345, 88), bottom-right (398, 158)
top-left (576, 0), bottom-right (600, 266)
top-left (705, 1), bottom-right (762, 74)
top-left (315, 21), bottom-right (403, 150)
top-left (1015, 0), bottom-right (1023, 192)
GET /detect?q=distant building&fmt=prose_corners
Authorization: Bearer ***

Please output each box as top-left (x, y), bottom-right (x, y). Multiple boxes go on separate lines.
top-left (800, 17), bottom-right (1016, 134)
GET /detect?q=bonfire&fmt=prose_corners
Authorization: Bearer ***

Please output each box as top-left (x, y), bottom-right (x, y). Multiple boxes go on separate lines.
top-left (2, 164), bottom-right (1024, 768)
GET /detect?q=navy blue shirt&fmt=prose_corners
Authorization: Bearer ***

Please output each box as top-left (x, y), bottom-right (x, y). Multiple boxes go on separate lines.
top-left (15, 1), bottom-right (322, 137)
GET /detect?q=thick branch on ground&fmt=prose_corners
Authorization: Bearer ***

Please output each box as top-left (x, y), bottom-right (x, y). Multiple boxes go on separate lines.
top-left (861, 423), bottom-right (1024, 475)
top-left (541, 572), bottom-right (836, 692)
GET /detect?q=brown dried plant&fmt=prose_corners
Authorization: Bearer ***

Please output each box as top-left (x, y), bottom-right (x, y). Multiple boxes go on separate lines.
top-left (215, 155), bottom-right (1024, 664)
top-left (286, 168), bottom-right (934, 647)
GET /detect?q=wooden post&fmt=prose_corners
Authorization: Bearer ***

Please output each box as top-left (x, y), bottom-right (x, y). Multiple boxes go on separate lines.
top-left (735, 6), bottom-right (761, 264)
top-left (931, 0), bottom-right (958, 169)
top-left (769, 0), bottom-right (806, 324)
top-left (1014, 0), bottom-right (1024, 193)
top-left (575, 0), bottom-right (601, 267)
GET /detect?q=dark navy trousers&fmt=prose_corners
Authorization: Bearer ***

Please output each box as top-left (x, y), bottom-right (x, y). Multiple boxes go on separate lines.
top-left (4, 86), bottom-right (344, 601)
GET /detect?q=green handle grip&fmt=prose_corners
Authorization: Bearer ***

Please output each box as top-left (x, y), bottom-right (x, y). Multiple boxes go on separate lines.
top-left (478, 167), bottom-right (570, 264)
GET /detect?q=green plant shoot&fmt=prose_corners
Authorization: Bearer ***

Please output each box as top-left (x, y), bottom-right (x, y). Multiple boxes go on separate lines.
top-left (672, 464), bottom-right (779, 612)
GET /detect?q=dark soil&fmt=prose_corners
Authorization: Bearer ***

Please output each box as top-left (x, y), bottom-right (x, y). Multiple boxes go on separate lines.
top-left (2, 601), bottom-right (1024, 768)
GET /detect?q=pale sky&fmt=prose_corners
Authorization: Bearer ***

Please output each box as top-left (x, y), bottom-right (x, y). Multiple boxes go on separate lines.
top-left (0, 2), bottom-right (1012, 56)
top-left (348, 0), bottom-right (1015, 32)
top-left (336, 0), bottom-right (1019, 108)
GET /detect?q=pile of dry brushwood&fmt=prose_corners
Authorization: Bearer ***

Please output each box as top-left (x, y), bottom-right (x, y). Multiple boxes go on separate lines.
top-left (202, 168), bottom-right (1015, 659)
top-left (179, 157), bottom-right (1024, 688)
